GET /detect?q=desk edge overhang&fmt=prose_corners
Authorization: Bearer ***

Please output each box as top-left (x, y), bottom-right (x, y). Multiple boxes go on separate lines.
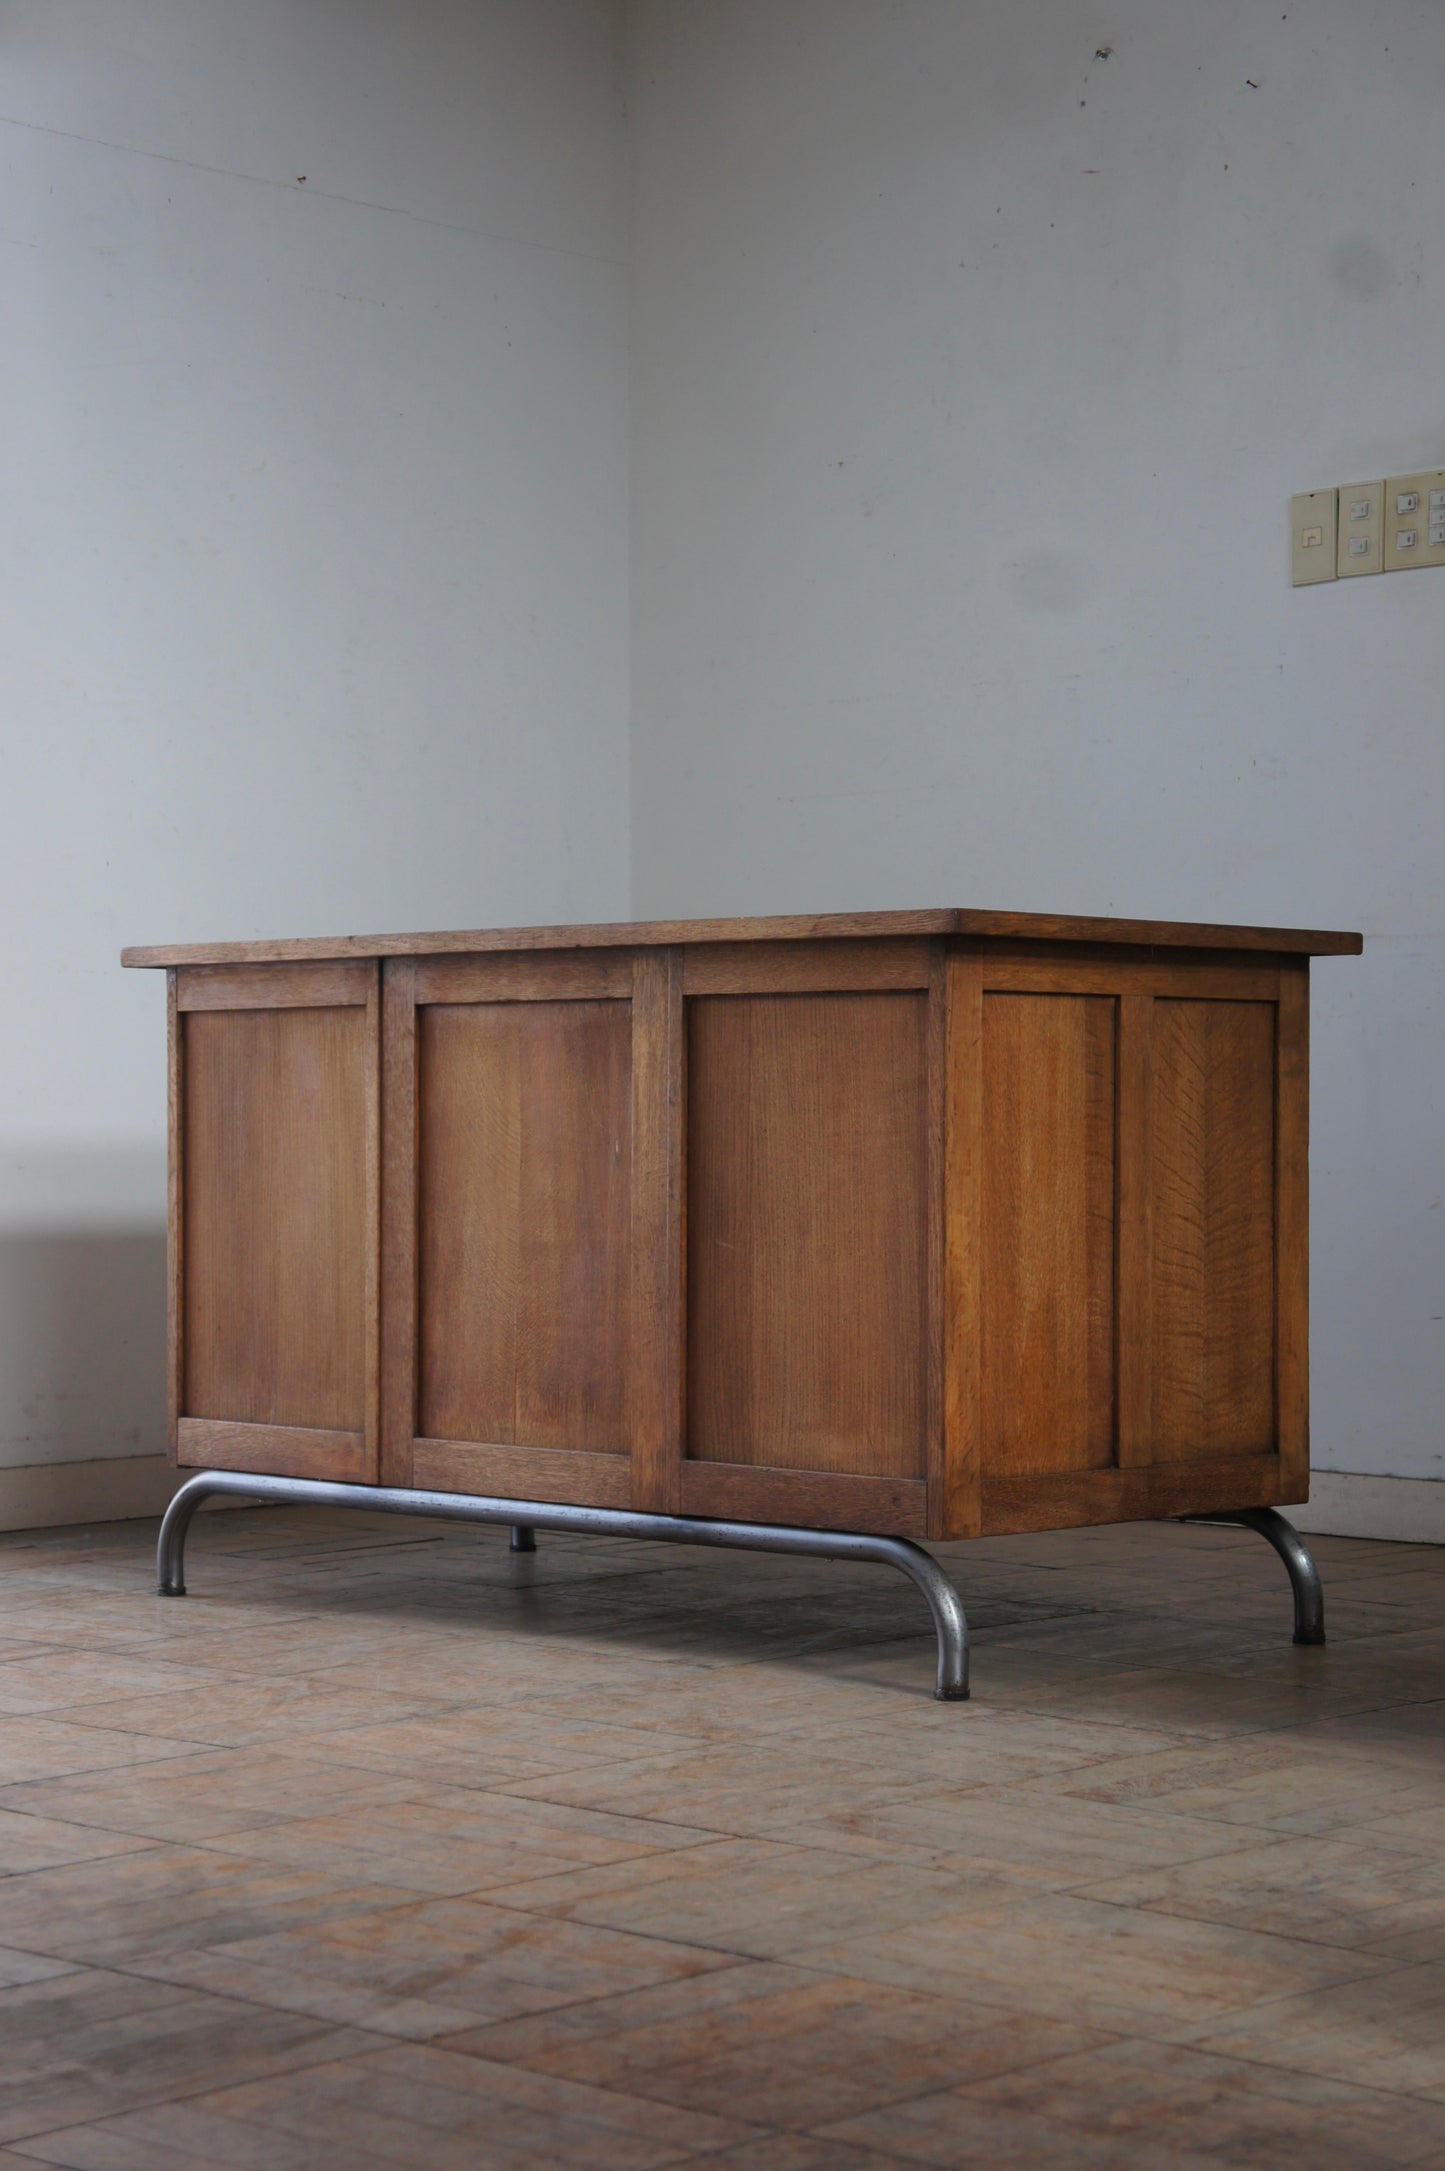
top-left (121, 908), bottom-right (1364, 969)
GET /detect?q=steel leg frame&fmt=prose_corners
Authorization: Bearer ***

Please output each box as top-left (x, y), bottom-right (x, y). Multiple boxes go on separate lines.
top-left (156, 1470), bottom-right (971, 1699)
top-left (1179, 1506), bottom-right (1326, 1645)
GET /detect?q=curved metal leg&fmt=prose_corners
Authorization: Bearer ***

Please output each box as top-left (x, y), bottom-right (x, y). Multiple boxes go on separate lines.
top-left (155, 1470), bottom-right (969, 1699)
top-left (1181, 1507), bottom-right (1325, 1645)
top-left (156, 1474), bottom-right (211, 1596)
top-left (509, 1525), bottom-right (537, 1553)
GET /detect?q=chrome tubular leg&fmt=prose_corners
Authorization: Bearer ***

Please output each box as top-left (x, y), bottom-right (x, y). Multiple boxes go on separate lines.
top-left (1182, 1507), bottom-right (1326, 1645)
top-left (153, 1471), bottom-right (969, 1699)
top-left (156, 1471), bottom-right (219, 1595)
top-left (509, 1525), bottom-right (537, 1553)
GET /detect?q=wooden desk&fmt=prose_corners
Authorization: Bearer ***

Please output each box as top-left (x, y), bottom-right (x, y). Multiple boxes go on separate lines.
top-left (125, 908), bottom-right (1361, 1686)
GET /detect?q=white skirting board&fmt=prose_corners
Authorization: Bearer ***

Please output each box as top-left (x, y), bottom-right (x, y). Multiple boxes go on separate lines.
top-left (0, 1454), bottom-right (183, 1533)
top-left (1290, 1472), bottom-right (1445, 1547)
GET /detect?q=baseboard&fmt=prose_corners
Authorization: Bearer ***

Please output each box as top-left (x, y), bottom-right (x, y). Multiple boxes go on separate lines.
top-left (0, 1454), bottom-right (184, 1533)
top-left (1290, 1472), bottom-right (1445, 1546)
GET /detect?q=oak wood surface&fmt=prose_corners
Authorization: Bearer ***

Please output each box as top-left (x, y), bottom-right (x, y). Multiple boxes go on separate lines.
top-left (680, 1461), bottom-right (927, 1539)
top-left (1149, 999), bottom-right (1277, 1463)
top-left (629, 950), bottom-right (685, 1512)
top-left (686, 991), bottom-right (928, 1480)
top-left (176, 962), bottom-right (373, 1012)
top-left (177, 1417), bottom-right (368, 1483)
top-left (982, 1452), bottom-right (1287, 1534)
top-left (1115, 994), bottom-right (1155, 1471)
top-left (416, 998), bottom-right (631, 1455)
top-left (146, 916), bottom-right (1348, 1547)
top-left (940, 954), bottom-right (983, 1539)
top-left (182, 1005), bottom-right (369, 1436)
top-left (681, 938), bottom-right (931, 995)
top-left (923, 944), bottom-right (946, 1536)
top-left (413, 951), bottom-right (631, 1005)
top-left (166, 970), bottom-right (182, 1462)
top-left (1275, 964), bottom-right (1311, 1497)
top-left (980, 994), bottom-right (1117, 1480)
top-left (413, 1439), bottom-right (632, 1510)
top-left (122, 906), bottom-right (1363, 970)
top-left (379, 959), bottom-right (418, 1488)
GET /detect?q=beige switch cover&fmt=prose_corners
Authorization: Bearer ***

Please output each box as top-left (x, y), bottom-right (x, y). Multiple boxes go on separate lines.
top-left (1291, 490), bottom-right (1337, 586)
top-left (1384, 469), bottom-right (1445, 573)
top-left (1336, 481), bottom-right (1383, 577)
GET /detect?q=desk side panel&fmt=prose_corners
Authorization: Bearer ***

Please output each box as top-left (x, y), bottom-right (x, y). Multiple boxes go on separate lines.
top-left (176, 967), bottom-right (378, 1478)
top-left (962, 946), bottom-right (1294, 1536)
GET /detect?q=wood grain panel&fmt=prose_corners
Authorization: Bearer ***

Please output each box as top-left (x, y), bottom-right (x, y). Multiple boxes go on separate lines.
top-left (413, 1439), bottom-right (631, 1509)
top-left (681, 1461), bottom-right (927, 1538)
top-left (1115, 994), bottom-right (1154, 1470)
top-left (940, 953), bottom-right (983, 1538)
top-left (686, 992), bottom-right (928, 1478)
top-left (1150, 999), bottom-right (1276, 1462)
top-left (177, 1418), bottom-right (367, 1482)
top-left (414, 951), bottom-right (631, 1005)
top-left (1275, 965), bottom-right (1310, 1499)
top-left (416, 1000), bottom-right (631, 1453)
top-left (979, 960), bottom-right (1280, 1001)
top-left (682, 939), bottom-right (931, 995)
top-left (983, 1453), bottom-right (1282, 1534)
top-left (182, 1006), bottom-right (368, 1432)
top-left (630, 950), bottom-right (685, 1512)
top-left (166, 969), bottom-right (182, 1461)
top-left (979, 995), bottom-right (1117, 1479)
top-left (177, 962), bottom-right (372, 1011)
top-left (379, 959), bottom-right (418, 1487)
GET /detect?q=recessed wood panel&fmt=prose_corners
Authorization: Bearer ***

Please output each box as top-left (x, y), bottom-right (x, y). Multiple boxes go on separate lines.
top-left (980, 995), bottom-right (1117, 1478)
top-left (1150, 999), bottom-right (1276, 1461)
top-left (687, 992), bottom-right (928, 1478)
top-left (416, 1001), bottom-right (631, 1452)
top-left (183, 1007), bottom-right (367, 1431)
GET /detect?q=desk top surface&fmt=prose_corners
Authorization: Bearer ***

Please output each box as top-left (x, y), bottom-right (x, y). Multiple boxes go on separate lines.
top-left (123, 908), bottom-right (1363, 968)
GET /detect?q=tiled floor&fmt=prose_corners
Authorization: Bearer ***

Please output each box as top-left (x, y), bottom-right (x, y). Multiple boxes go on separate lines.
top-left (0, 1507), bottom-right (1442, 2167)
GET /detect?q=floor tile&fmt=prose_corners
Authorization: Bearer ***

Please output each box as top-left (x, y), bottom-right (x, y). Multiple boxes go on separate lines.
top-left (128, 1891), bottom-right (737, 2037)
top-left (0, 1966), bottom-right (383, 2144)
top-left (1176, 1960), bottom-right (1445, 2099)
top-left (459, 1958), bottom-right (1111, 2126)
top-left (806, 1886), bottom-right (1392, 2035)
top-left (194, 2040), bottom-right (759, 2166)
top-left (0, 1846), bottom-right (416, 1967)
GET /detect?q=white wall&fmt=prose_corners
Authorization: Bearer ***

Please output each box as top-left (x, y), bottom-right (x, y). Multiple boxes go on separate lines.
top-left (628, 0), bottom-right (1445, 1495)
top-left (0, 0), bottom-right (630, 1522)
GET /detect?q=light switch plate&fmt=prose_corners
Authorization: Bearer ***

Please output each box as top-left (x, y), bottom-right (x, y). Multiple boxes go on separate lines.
top-left (1336, 481), bottom-right (1383, 576)
top-left (1383, 470), bottom-right (1445, 573)
top-left (1291, 490), bottom-right (1337, 585)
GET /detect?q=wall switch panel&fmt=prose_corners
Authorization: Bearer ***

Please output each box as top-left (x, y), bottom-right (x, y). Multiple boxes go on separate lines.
top-left (1383, 470), bottom-right (1445, 573)
top-left (1291, 490), bottom-right (1338, 585)
top-left (1337, 480), bottom-right (1383, 577)
top-left (1294, 465), bottom-right (1445, 587)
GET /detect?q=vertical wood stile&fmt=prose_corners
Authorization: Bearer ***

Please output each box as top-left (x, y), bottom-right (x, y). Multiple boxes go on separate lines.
top-left (630, 947), bottom-right (685, 1513)
top-left (166, 968), bottom-right (183, 1461)
top-left (924, 942), bottom-right (947, 1534)
top-left (940, 952), bottom-right (983, 1538)
top-left (380, 959), bottom-right (418, 1487)
top-left (362, 962), bottom-right (382, 1481)
top-left (1115, 993), bottom-right (1155, 1468)
top-left (1275, 964), bottom-right (1310, 1497)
